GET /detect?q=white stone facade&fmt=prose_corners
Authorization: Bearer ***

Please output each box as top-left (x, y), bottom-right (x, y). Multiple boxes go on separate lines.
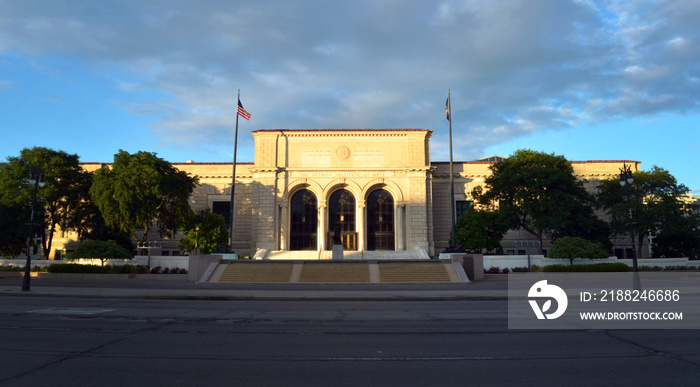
top-left (47, 129), bottom-right (643, 260)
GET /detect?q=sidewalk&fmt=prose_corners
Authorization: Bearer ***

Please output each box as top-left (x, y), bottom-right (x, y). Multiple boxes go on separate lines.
top-left (0, 276), bottom-right (509, 301)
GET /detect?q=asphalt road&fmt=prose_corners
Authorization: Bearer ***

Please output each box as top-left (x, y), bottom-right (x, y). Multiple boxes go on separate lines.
top-left (1, 295), bottom-right (699, 386)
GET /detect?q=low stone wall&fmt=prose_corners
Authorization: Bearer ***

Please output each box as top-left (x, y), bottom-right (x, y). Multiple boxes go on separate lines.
top-left (0, 255), bottom-right (191, 270)
top-left (482, 255), bottom-right (693, 270)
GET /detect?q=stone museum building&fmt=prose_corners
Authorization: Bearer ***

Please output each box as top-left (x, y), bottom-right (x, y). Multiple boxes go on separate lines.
top-left (73, 128), bottom-right (640, 260)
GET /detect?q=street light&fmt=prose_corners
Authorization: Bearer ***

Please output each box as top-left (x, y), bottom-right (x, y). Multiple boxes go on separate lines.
top-left (23, 168), bottom-right (45, 292)
top-left (619, 163), bottom-right (640, 290)
top-left (514, 240), bottom-right (541, 271)
top-left (137, 241), bottom-right (161, 268)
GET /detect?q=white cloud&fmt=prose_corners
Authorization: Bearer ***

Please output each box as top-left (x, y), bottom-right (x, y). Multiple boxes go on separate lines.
top-left (0, 0), bottom-right (699, 161)
top-left (0, 79), bottom-right (13, 91)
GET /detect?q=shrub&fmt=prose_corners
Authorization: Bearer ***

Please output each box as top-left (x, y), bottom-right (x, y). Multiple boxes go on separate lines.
top-left (106, 264), bottom-right (150, 274)
top-left (485, 266), bottom-right (502, 274)
top-left (66, 240), bottom-right (133, 266)
top-left (46, 263), bottom-right (149, 274)
top-left (543, 263), bottom-right (630, 272)
top-left (549, 237), bottom-right (610, 265)
top-left (47, 264), bottom-right (109, 273)
top-left (0, 265), bottom-right (23, 272)
top-left (511, 267), bottom-right (529, 272)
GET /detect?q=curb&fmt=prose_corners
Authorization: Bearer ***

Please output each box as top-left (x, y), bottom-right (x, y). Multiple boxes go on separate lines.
top-left (0, 287), bottom-right (509, 301)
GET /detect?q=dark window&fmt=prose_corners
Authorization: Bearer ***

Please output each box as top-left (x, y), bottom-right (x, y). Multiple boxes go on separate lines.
top-left (455, 200), bottom-right (472, 219)
top-left (328, 189), bottom-right (357, 250)
top-left (212, 201), bottom-right (231, 227)
top-left (367, 189), bottom-right (394, 251)
top-left (290, 189), bottom-right (318, 250)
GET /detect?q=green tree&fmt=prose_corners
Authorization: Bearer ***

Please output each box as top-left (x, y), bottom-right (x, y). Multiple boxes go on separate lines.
top-left (472, 149), bottom-right (610, 248)
top-left (548, 236), bottom-right (610, 265)
top-left (65, 171), bottom-right (134, 250)
top-left (0, 202), bottom-right (28, 258)
top-left (90, 150), bottom-right (199, 240)
top-left (453, 205), bottom-right (509, 253)
top-left (180, 209), bottom-right (229, 255)
top-left (597, 166), bottom-right (700, 258)
top-left (66, 240), bottom-right (134, 266)
top-left (0, 147), bottom-right (88, 259)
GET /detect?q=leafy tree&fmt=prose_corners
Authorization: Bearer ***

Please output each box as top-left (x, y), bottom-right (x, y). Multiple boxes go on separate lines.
top-left (651, 211), bottom-right (700, 258)
top-left (472, 149), bottom-right (610, 249)
top-left (0, 202), bottom-right (28, 258)
top-left (90, 150), bottom-right (199, 240)
top-left (548, 236), bottom-right (610, 265)
top-left (64, 171), bottom-right (134, 250)
top-left (180, 209), bottom-right (229, 255)
top-left (453, 206), bottom-right (509, 254)
top-left (597, 166), bottom-right (700, 258)
top-left (0, 147), bottom-right (87, 259)
top-left (66, 240), bottom-right (134, 266)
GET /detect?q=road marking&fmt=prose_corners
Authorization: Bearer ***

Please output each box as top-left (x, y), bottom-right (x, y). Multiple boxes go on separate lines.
top-left (26, 308), bottom-right (115, 315)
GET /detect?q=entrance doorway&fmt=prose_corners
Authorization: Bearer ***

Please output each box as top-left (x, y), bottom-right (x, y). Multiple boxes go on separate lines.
top-left (367, 189), bottom-right (394, 250)
top-left (290, 189), bottom-right (317, 250)
top-left (328, 189), bottom-right (357, 250)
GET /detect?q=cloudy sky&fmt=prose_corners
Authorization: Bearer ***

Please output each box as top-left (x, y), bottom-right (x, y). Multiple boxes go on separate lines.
top-left (1, 0), bottom-right (698, 192)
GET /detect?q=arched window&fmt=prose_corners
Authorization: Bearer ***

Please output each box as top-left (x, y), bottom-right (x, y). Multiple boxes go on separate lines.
top-left (290, 189), bottom-right (317, 250)
top-left (366, 189), bottom-right (394, 251)
top-left (328, 189), bottom-right (356, 250)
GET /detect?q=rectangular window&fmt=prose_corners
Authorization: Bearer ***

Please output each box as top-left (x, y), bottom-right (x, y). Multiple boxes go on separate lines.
top-left (212, 201), bottom-right (232, 227)
top-left (455, 200), bottom-right (473, 219)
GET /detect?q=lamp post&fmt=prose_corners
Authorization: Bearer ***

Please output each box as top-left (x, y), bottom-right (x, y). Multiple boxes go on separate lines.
top-left (619, 163), bottom-right (640, 290)
top-left (514, 240), bottom-right (541, 271)
top-left (22, 168), bottom-right (45, 292)
top-left (137, 241), bottom-right (161, 268)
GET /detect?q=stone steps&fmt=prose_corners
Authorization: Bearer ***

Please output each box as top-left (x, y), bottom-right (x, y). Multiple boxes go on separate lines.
top-left (217, 263), bottom-right (293, 283)
top-left (215, 261), bottom-right (462, 283)
top-left (262, 250), bottom-right (419, 260)
top-left (298, 263), bottom-right (370, 283)
top-left (378, 263), bottom-right (452, 283)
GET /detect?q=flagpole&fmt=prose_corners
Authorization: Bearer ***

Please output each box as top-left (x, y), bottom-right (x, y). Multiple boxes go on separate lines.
top-left (448, 89), bottom-right (456, 246)
top-left (229, 89), bottom-right (240, 252)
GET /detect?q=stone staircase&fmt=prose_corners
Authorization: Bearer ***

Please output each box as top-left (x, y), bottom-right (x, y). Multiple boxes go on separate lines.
top-left (261, 250), bottom-right (419, 260)
top-left (210, 260), bottom-right (466, 283)
top-left (216, 262), bottom-right (294, 283)
top-left (298, 263), bottom-right (370, 283)
top-left (378, 263), bottom-right (452, 283)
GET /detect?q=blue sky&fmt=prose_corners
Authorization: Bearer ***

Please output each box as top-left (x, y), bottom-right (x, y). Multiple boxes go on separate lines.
top-left (0, 0), bottom-right (698, 192)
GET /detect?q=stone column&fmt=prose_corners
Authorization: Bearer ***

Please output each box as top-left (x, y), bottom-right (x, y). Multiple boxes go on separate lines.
top-left (279, 203), bottom-right (288, 251)
top-left (357, 201), bottom-right (366, 251)
top-left (396, 202), bottom-right (406, 251)
top-left (318, 202), bottom-right (327, 251)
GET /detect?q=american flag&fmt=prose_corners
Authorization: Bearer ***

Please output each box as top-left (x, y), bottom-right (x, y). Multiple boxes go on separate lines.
top-left (237, 99), bottom-right (251, 121)
top-left (446, 95), bottom-right (451, 121)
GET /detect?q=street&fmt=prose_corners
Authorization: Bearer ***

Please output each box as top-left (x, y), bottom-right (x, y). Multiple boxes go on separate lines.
top-left (1, 296), bottom-right (699, 386)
